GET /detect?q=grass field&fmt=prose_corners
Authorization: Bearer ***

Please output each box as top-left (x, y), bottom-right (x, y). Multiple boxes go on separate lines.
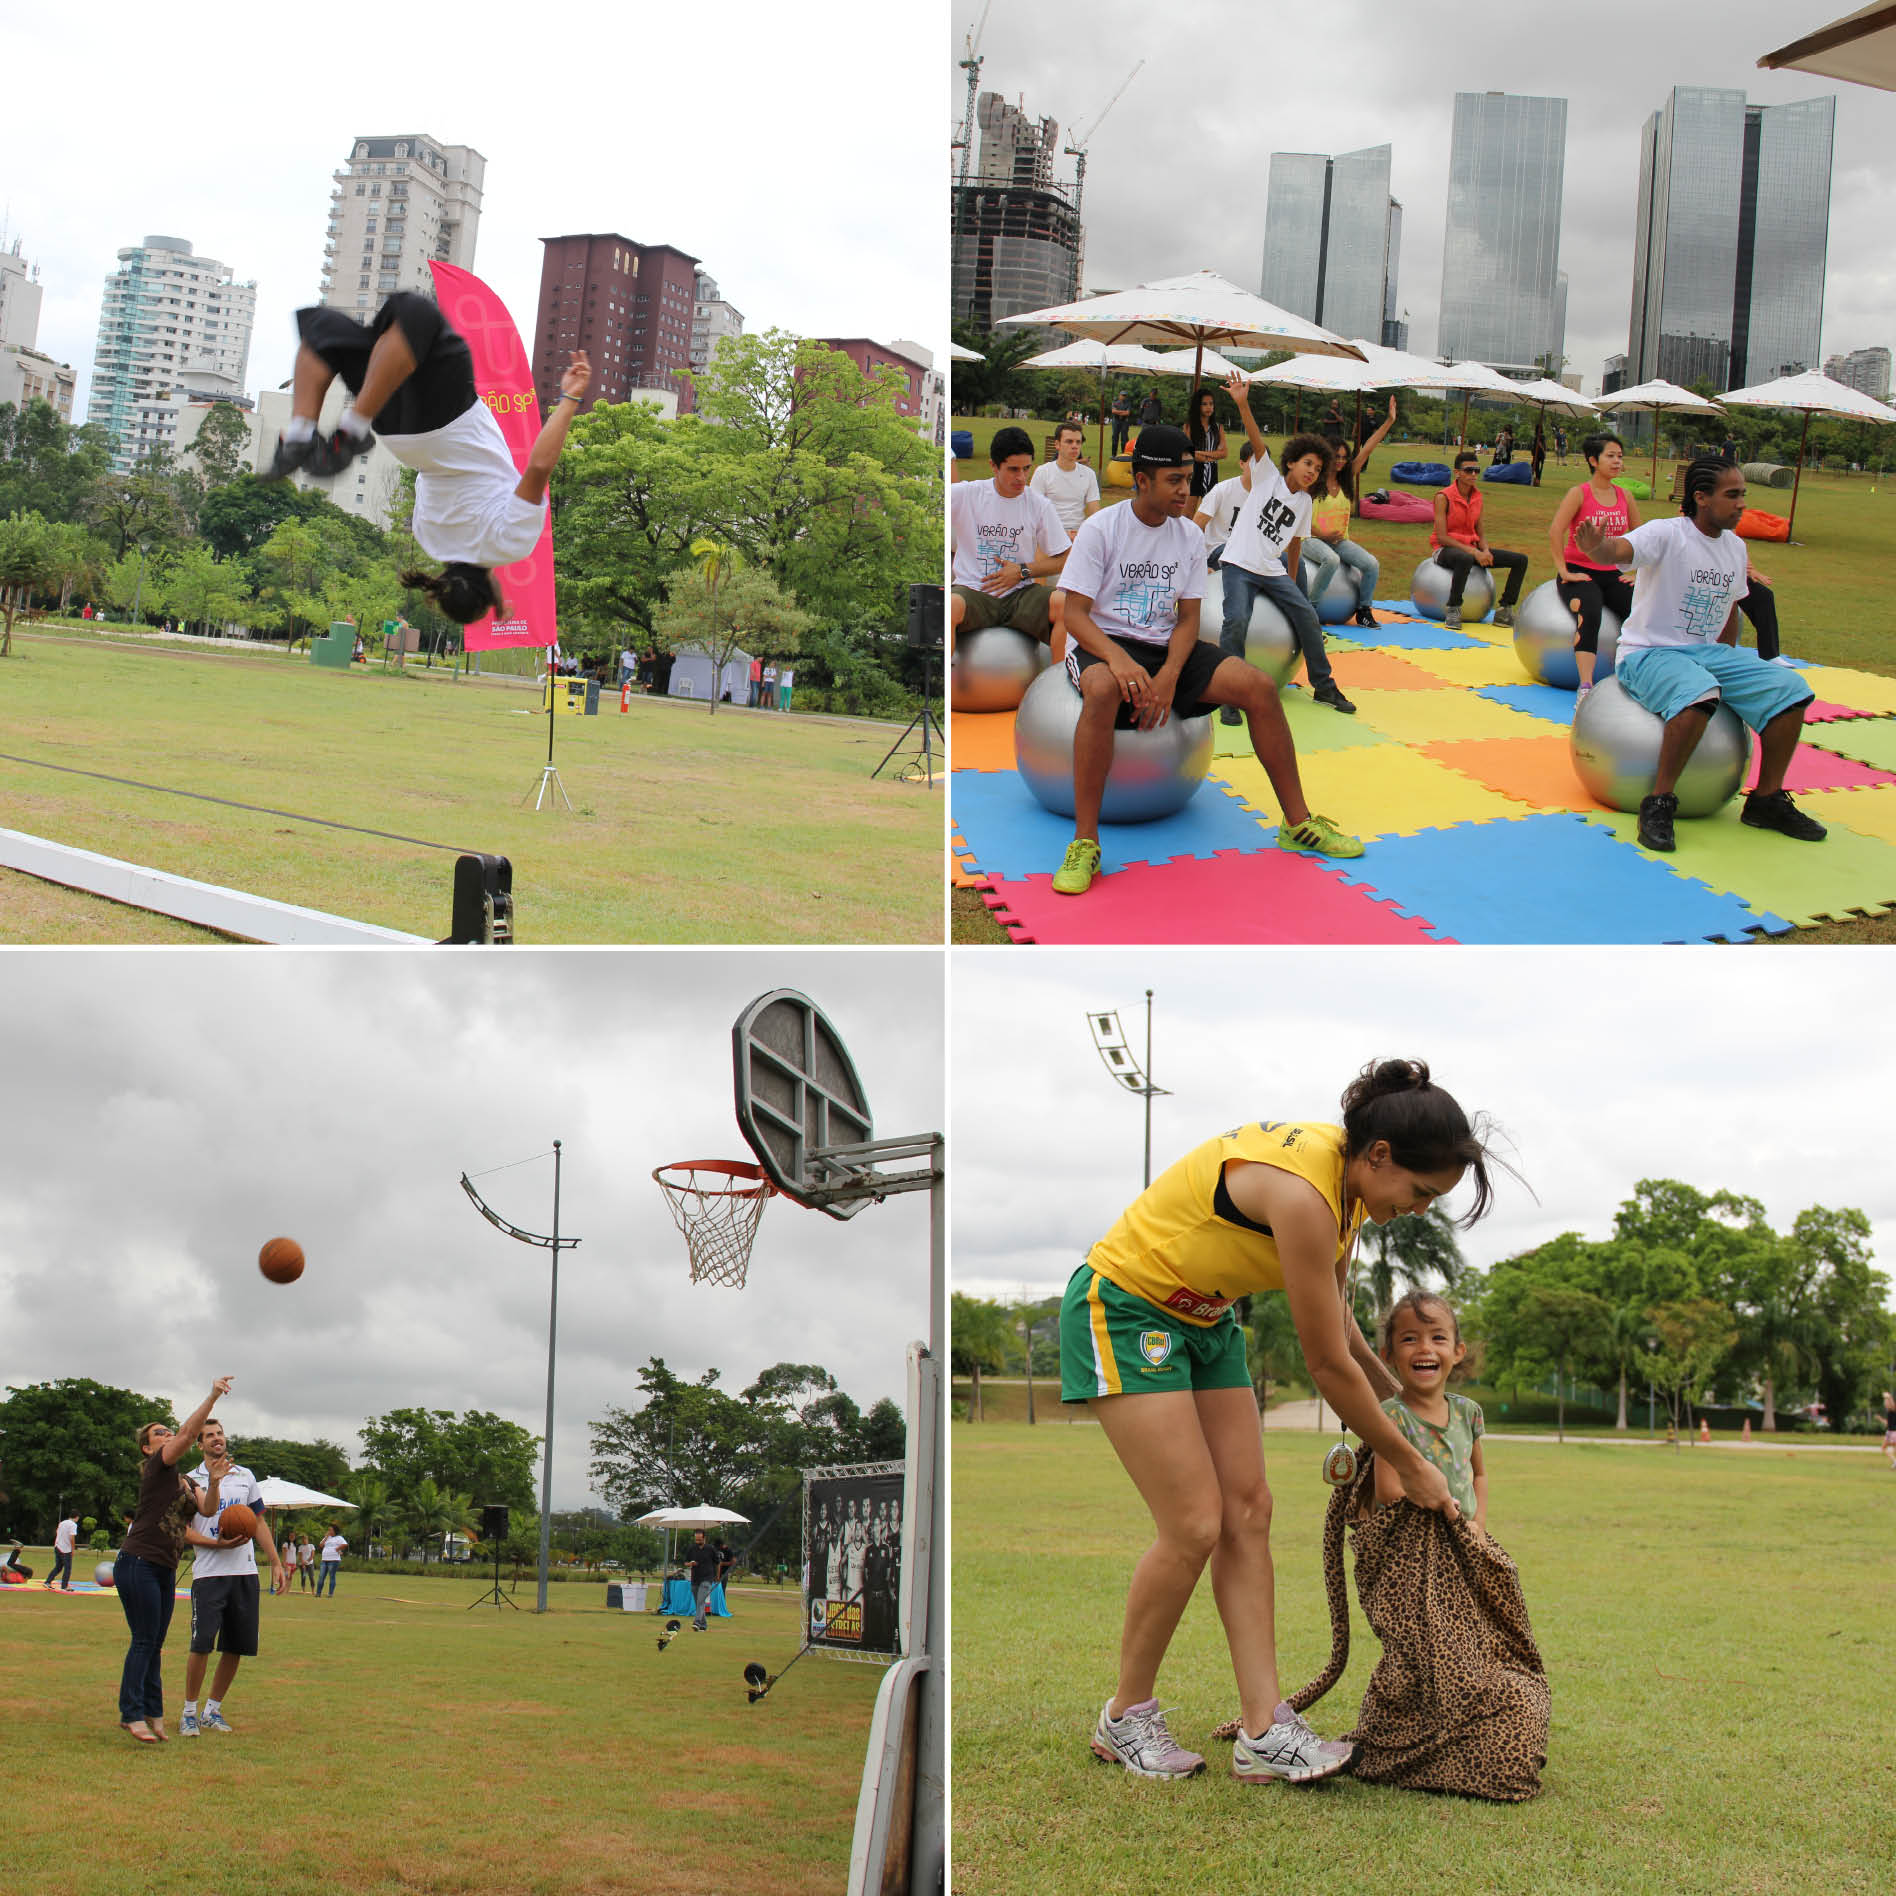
top-left (0, 630), bottom-right (942, 943)
top-left (0, 1567), bottom-right (879, 1895)
top-left (954, 1420), bottom-right (1896, 1895)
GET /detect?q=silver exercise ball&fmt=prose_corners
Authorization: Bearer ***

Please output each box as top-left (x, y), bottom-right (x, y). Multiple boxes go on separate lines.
top-left (1513, 580), bottom-right (1622, 689)
top-left (1205, 565), bottom-right (1302, 687)
top-left (952, 626), bottom-right (1049, 713)
top-left (1299, 557), bottom-right (1360, 626)
top-left (1569, 677), bottom-right (1752, 818)
top-left (95, 1561), bottom-right (115, 1588)
top-left (1014, 662), bottom-right (1214, 824)
top-left (1410, 554), bottom-right (1493, 624)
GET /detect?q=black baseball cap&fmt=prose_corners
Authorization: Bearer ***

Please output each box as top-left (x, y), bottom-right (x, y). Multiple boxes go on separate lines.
top-left (1130, 424), bottom-right (1193, 470)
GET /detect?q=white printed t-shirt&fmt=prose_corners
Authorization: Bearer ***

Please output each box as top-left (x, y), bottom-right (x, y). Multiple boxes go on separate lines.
top-left (1614, 516), bottom-right (1750, 653)
top-left (187, 1462), bottom-right (265, 1579)
top-left (54, 1517), bottom-right (77, 1554)
top-left (950, 479), bottom-right (1070, 595)
top-left (382, 399), bottom-right (545, 569)
top-left (1029, 458), bottom-right (1101, 533)
top-left (320, 1535), bottom-right (348, 1564)
top-left (1220, 457), bottom-right (1311, 579)
top-left (1196, 474), bottom-right (1250, 550)
top-left (1059, 503), bottom-right (1208, 649)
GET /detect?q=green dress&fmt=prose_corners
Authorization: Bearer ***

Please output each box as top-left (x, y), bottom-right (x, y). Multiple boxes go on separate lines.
top-left (1382, 1391), bottom-right (1483, 1518)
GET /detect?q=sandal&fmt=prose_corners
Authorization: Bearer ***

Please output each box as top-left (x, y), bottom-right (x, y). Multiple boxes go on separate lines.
top-left (122, 1721), bottom-right (159, 1744)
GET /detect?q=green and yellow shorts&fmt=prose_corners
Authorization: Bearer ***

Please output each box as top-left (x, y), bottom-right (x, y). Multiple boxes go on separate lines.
top-left (1059, 1262), bottom-right (1250, 1402)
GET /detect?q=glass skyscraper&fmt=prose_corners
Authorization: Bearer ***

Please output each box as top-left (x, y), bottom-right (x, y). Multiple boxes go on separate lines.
top-left (1259, 145), bottom-right (1399, 346)
top-left (1627, 87), bottom-right (1834, 391)
top-left (1438, 93), bottom-right (1568, 375)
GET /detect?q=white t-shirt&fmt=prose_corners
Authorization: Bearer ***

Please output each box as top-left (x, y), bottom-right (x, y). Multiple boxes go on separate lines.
top-left (1059, 502), bottom-right (1208, 650)
top-left (950, 479), bottom-right (1071, 594)
top-left (1615, 516), bottom-right (1750, 653)
top-left (320, 1535), bottom-right (348, 1564)
top-left (1196, 474), bottom-right (1250, 550)
top-left (187, 1462), bottom-right (264, 1579)
top-left (382, 399), bottom-right (546, 569)
top-left (1029, 458), bottom-right (1101, 533)
top-left (54, 1517), bottom-right (77, 1554)
top-left (779, 669), bottom-right (794, 689)
top-left (1221, 457), bottom-right (1311, 579)
top-left (299, 1541), bottom-right (315, 1569)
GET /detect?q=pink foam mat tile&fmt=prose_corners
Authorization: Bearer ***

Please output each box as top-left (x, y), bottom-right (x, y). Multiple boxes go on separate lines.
top-left (1745, 744), bottom-right (1896, 794)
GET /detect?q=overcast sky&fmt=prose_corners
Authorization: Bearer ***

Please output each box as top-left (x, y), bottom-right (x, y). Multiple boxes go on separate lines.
top-left (953, 0), bottom-right (1893, 393)
top-left (951, 949), bottom-right (1896, 1310)
top-left (7, 0), bottom-right (942, 420)
top-left (0, 951), bottom-right (941, 1511)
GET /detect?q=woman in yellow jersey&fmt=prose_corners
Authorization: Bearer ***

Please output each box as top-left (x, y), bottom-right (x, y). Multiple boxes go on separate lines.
top-left (1060, 1059), bottom-right (1499, 1786)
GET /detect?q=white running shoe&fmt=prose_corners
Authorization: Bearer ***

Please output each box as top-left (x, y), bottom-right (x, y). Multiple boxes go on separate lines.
top-left (1090, 1699), bottom-right (1205, 1779)
top-left (1231, 1701), bottom-right (1353, 1785)
top-left (200, 1709), bottom-right (234, 1733)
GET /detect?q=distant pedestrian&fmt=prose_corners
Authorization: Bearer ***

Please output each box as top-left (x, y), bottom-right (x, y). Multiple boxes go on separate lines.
top-left (688, 1530), bottom-right (721, 1631)
top-left (1554, 425), bottom-right (1568, 465)
top-left (1137, 390), bottom-right (1163, 432)
top-left (48, 1512), bottom-right (78, 1591)
top-left (318, 1528), bottom-right (347, 1597)
top-left (1882, 1391), bottom-right (1896, 1471)
top-left (1110, 387), bottom-right (1132, 455)
top-left (748, 654), bottom-right (763, 706)
top-left (761, 662), bottom-right (778, 710)
top-left (778, 666), bottom-right (795, 712)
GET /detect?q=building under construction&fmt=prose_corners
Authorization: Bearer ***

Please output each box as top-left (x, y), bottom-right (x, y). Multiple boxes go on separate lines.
top-left (952, 92), bottom-right (1081, 334)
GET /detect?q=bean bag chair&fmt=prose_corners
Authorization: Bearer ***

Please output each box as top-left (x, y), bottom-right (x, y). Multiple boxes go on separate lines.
top-left (951, 430), bottom-right (973, 461)
top-left (1621, 476), bottom-right (1651, 500)
top-left (1391, 461), bottom-right (1453, 486)
top-left (1105, 457), bottom-right (1133, 489)
top-left (1737, 507), bottom-right (1790, 541)
top-left (1359, 490), bottom-right (1435, 524)
top-left (1743, 462), bottom-right (1796, 489)
top-left (1212, 1446), bottom-right (1549, 1801)
top-left (1482, 461), bottom-right (1533, 484)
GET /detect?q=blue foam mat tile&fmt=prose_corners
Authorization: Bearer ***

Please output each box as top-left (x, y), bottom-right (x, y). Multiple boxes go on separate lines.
top-left (1318, 811), bottom-right (1788, 943)
top-left (949, 765), bottom-right (1273, 882)
top-left (1474, 683), bottom-right (1580, 728)
top-left (1337, 617), bottom-right (1493, 653)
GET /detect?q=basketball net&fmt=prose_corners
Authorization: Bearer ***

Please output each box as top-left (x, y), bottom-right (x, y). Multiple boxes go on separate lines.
top-left (652, 1160), bottom-right (775, 1289)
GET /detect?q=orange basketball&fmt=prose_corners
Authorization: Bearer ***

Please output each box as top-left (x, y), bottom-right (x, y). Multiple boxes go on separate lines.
top-left (258, 1237), bottom-right (305, 1284)
top-left (219, 1504), bottom-right (258, 1543)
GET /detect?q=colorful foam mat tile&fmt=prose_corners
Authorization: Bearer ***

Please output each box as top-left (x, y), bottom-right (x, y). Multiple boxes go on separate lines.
top-left (1213, 746), bottom-right (1534, 840)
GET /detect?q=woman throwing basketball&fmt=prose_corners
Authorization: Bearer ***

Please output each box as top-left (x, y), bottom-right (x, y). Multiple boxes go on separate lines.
top-left (1061, 1060), bottom-right (1501, 1784)
top-left (266, 293), bottom-right (590, 626)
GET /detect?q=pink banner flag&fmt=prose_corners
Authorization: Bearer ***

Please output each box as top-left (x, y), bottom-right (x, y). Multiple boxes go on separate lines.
top-left (427, 260), bottom-right (557, 654)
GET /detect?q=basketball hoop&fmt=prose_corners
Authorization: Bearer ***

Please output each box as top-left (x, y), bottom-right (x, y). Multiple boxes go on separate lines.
top-left (653, 1159), bottom-right (775, 1289)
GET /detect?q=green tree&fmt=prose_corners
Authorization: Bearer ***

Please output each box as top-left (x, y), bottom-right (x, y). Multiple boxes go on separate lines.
top-left (0, 509), bottom-right (54, 656)
top-left (951, 1293), bottom-right (1015, 1421)
top-left (1789, 1206), bottom-right (1892, 1431)
top-left (654, 558), bottom-right (812, 716)
top-left (257, 518), bottom-right (328, 649)
top-left (394, 1476), bottom-right (478, 1562)
top-left (162, 543), bottom-right (248, 634)
top-left (1646, 1299), bottom-right (1739, 1439)
top-left (1512, 1286), bottom-right (1614, 1441)
top-left (345, 1470), bottom-right (392, 1552)
top-left (588, 1360), bottom-right (771, 1515)
top-left (88, 466), bottom-right (186, 560)
top-left (1359, 1207), bottom-right (1465, 1326)
top-left (0, 1378), bottom-right (176, 1536)
top-left (357, 1408), bottom-right (539, 1514)
top-left (190, 403), bottom-right (253, 487)
top-left (228, 1435), bottom-right (352, 1493)
top-left (0, 403), bottom-right (112, 524)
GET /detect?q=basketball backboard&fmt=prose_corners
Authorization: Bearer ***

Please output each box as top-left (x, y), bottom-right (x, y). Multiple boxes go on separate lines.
top-left (732, 990), bottom-right (875, 1221)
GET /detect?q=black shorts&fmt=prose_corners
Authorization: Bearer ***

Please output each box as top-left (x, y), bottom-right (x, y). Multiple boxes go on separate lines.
top-left (190, 1574), bottom-right (261, 1657)
top-left (295, 293), bottom-right (476, 436)
top-left (1065, 636), bottom-right (1226, 728)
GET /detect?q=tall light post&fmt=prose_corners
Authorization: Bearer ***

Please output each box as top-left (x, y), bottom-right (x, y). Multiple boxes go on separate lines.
top-left (131, 540), bottom-right (149, 626)
top-left (1084, 989), bottom-right (1170, 1187)
top-left (459, 1142), bottom-right (580, 1613)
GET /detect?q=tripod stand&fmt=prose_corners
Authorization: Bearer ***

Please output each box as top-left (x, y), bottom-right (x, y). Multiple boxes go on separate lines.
top-left (467, 1538), bottom-right (518, 1610)
top-left (871, 650), bottom-right (943, 786)
top-left (524, 664), bottom-right (572, 810)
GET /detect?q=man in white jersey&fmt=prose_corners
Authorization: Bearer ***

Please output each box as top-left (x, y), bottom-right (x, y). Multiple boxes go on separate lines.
top-left (949, 425), bottom-right (1071, 647)
top-left (1192, 441), bottom-right (1255, 562)
top-left (1049, 425), bottom-right (1363, 895)
top-left (1030, 422), bottom-right (1102, 535)
top-left (266, 292), bottom-right (590, 631)
top-left (180, 1421), bottom-right (287, 1736)
top-left (1575, 456), bottom-right (1824, 855)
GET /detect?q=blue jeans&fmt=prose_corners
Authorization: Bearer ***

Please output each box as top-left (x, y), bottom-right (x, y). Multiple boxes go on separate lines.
top-left (49, 1548), bottom-right (73, 1588)
top-left (1302, 536), bottom-right (1380, 610)
top-left (116, 1553), bottom-right (176, 1724)
top-left (318, 1560), bottom-right (339, 1597)
top-left (693, 1579), bottom-right (714, 1628)
top-left (1219, 561), bottom-right (1334, 689)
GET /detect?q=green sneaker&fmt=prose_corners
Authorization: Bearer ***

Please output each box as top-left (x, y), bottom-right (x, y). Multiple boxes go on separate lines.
top-left (1276, 813), bottom-right (1364, 859)
top-left (1052, 838), bottom-right (1102, 894)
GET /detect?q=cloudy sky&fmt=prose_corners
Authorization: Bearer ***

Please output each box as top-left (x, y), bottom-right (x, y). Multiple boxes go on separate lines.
top-left (954, 0), bottom-right (1893, 392)
top-left (8, 0), bottom-right (943, 419)
top-left (0, 951), bottom-right (941, 1510)
top-left (951, 949), bottom-right (1896, 1308)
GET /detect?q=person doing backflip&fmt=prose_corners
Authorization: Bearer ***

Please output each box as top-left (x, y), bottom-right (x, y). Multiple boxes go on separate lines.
top-left (266, 293), bottom-right (590, 627)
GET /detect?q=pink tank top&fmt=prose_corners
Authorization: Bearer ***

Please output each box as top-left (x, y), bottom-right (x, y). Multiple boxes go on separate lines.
top-left (1563, 482), bottom-right (1631, 573)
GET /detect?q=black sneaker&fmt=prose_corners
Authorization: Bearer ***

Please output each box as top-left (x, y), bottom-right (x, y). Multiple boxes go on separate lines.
top-left (322, 424), bottom-right (374, 474)
top-left (1219, 706), bottom-right (1243, 726)
top-left (1312, 682), bottom-right (1357, 715)
top-left (263, 431), bottom-right (319, 480)
top-left (1636, 791), bottom-right (1678, 852)
top-left (1741, 789), bottom-right (1827, 842)
top-left (1352, 605), bottom-right (1378, 629)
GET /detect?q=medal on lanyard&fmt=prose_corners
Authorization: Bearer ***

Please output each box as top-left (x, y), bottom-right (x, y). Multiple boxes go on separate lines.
top-left (1322, 1212), bottom-right (1362, 1487)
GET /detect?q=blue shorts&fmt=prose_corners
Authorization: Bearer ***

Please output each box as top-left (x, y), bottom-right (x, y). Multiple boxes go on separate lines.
top-left (1617, 643), bottom-right (1813, 730)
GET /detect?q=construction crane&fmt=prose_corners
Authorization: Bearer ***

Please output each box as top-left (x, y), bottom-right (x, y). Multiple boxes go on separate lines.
top-left (953, 1), bottom-right (993, 195)
top-left (1063, 59), bottom-right (1142, 231)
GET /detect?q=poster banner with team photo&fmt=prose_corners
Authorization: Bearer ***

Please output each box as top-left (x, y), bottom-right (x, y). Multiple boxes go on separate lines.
top-left (803, 1461), bottom-right (903, 1662)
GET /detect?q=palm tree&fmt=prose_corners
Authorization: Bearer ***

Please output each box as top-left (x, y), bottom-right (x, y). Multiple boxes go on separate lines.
top-left (689, 536), bottom-right (739, 716)
top-left (397, 1477), bottom-right (478, 1562)
top-left (346, 1472), bottom-right (391, 1555)
top-left (1358, 1207), bottom-right (1465, 1328)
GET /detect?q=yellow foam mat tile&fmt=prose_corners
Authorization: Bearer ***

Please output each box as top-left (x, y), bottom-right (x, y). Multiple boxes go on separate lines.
top-left (1796, 666), bottom-right (1896, 717)
top-left (1349, 685), bottom-right (1553, 746)
top-left (1795, 784), bottom-right (1896, 848)
top-left (1212, 742), bottom-right (1530, 840)
top-left (1397, 642), bottom-right (1538, 689)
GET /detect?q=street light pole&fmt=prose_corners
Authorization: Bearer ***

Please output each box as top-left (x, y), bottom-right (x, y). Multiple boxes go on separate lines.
top-left (1084, 995), bottom-right (1171, 1189)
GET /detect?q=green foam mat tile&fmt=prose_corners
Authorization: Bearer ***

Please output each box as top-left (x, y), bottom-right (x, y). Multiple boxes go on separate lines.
top-left (1799, 716), bottom-right (1896, 774)
top-left (1210, 690), bottom-right (1398, 757)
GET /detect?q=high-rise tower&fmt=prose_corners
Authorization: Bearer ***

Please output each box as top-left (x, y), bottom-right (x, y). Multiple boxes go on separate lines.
top-left (1259, 144), bottom-right (1401, 347)
top-left (319, 135), bottom-right (485, 313)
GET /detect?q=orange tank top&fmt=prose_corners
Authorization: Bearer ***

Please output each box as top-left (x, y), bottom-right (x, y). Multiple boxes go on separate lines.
top-left (1431, 484), bottom-right (1482, 548)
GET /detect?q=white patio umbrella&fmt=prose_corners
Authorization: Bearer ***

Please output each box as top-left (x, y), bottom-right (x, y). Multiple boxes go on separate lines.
top-left (255, 1478), bottom-right (354, 1510)
top-left (1597, 378), bottom-right (1726, 494)
top-left (948, 341), bottom-right (985, 362)
top-left (1511, 377), bottom-right (1599, 418)
top-left (999, 269), bottom-right (1363, 404)
top-left (1717, 370), bottom-right (1896, 540)
top-left (1020, 340), bottom-right (1171, 465)
top-left (633, 1504), bottom-right (751, 1527)
top-left (1760, 3), bottom-right (1896, 88)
